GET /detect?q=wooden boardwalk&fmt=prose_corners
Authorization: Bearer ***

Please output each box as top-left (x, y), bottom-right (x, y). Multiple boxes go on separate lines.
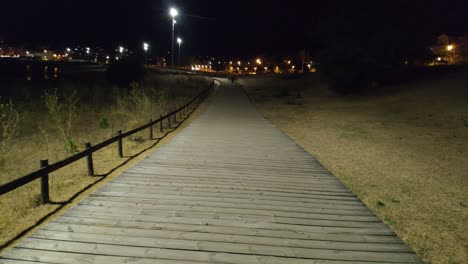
top-left (1, 82), bottom-right (421, 263)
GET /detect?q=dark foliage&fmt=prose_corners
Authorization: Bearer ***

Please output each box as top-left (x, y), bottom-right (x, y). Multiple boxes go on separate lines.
top-left (107, 56), bottom-right (145, 87)
top-left (313, 1), bottom-right (434, 94)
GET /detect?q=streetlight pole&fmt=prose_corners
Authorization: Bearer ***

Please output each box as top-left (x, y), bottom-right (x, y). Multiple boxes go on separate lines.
top-left (170, 8), bottom-right (178, 67)
top-left (177, 37), bottom-right (182, 67)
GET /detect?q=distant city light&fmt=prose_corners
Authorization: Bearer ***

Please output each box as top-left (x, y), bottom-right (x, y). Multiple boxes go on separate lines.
top-left (177, 37), bottom-right (182, 45)
top-left (119, 46), bottom-right (124, 53)
top-left (437, 57), bottom-right (442, 61)
top-left (143, 42), bottom-right (149, 51)
top-left (66, 48), bottom-right (71, 52)
top-left (447, 45), bottom-right (454, 51)
top-left (256, 58), bottom-right (262, 65)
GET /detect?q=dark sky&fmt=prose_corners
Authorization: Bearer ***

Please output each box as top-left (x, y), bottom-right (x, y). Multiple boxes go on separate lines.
top-left (1, 0), bottom-right (467, 57)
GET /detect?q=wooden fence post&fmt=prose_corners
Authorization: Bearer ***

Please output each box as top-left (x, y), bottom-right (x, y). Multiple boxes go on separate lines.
top-left (159, 115), bottom-right (163, 132)
top-left (149, 119), bottom-right (153, 140)
top-left (168, 114), bottom-right (171, 128)
top-left (117, 130), bottom-right (123, 158)
top-left (85, 143), bottom-right (94, 176)
top-left (40, 159), bottom-right (49, 203)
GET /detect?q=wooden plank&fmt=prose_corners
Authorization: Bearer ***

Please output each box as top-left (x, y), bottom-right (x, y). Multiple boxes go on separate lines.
top-left (91, 191), bottom-right (373, 214)
top-left (0, 248), bottom-right (413, 264)
top-left (42, 223), bottom-right (411, 252)
top-left (120, 170), bottom-right (345, 185)
top-left (96, 180), bottom-right (358, 197)
top-left (88, 194), bottom-right (367, 216)
top-left (53, 216), bottom-right (402, 244)
top-left (15, 238), bottom-right (421, 263)
top-left (111, 178), bottom-right (354, 194)
top-left (96, 186), bottom-right (364, 207)
top-left (29, 229), bottom-right (415, 259)
top-left (62, 208), bottom-right (393, 235)
top-left (72, 202), bottom-right (385, 228)
top-left (81, 198), bottom-right (380, 222)
top-left (102, 182), bottom-right (360, 201)
top-left (1, 248), bottom-right (208, 264)
top-left (0, 259), bottom-right (57, 264)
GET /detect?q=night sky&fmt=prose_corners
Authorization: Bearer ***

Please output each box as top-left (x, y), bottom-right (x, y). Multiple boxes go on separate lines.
top-left (1, 0), bottom-right (467, 57)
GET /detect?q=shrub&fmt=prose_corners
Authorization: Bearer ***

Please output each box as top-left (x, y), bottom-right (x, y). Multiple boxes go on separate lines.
top-left (113, 82), bottom-right (167, 124)
top-left (98, 117), bottom-right (110, 129)
top-left (107, 56), bottom-right (145, 87)
top-left (0, 98), bottom-right (20, 164)
top-left (43, 89), bottom-right (79, 154)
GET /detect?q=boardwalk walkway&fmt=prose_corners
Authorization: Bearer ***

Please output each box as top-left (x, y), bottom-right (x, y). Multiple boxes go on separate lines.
top-left (1, 81), bottom-right (421, 263)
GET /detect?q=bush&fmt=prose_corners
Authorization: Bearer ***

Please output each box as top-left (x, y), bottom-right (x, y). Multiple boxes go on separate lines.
top-left (113, 82), bottom-right (167, 124)
top-left (0, 98), bottom-right (20, 163)
top-left (107, 56), bottom-right (145, 87)
top-left (98, 117), bottom-right (110, 129)
top-left (43, 89), bottom-right (79, 154)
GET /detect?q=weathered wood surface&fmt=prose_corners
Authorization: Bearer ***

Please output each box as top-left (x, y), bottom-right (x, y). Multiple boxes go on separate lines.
top-left (1, 81), bottom-right (421, 263)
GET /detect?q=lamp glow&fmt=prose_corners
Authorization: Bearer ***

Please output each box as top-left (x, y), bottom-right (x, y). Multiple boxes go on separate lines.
top-left (170, 8), bottom-right (178, 17)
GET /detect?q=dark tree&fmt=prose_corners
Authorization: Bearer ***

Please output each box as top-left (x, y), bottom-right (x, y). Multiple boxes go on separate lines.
top-left (107, 55), bottom-right (145, 87)
top-left (313, 1), bottom-right (432, 94)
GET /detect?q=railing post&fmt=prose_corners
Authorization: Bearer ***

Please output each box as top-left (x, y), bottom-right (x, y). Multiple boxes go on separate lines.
top-left (173, 111), bottom-right (177, 123)
top-left (85, 142), bottom-right (94, 176)
top-left (168, 114), bottom-right (171, 128)
top-left (117, 130), bottom-right (123, 158)
top-left (40, 159), bottom-right (49, 203)
top-left (159, 114), bottom-right (163, 132)
top-left (149, 119), bottom-right (153, 140)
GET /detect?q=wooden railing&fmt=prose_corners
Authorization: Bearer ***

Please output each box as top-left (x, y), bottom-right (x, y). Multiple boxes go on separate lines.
top-left (0, 83), bottom-right (213, 202)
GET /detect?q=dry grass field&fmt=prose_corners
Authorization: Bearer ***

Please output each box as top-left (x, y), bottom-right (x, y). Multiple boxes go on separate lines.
top-left (0, 73), bottom-right (210, 249)
top-left (240, 70), bottom-right (468, 264)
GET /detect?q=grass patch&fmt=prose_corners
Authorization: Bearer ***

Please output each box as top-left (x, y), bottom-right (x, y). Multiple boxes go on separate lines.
top-left (243, 70), bottom-right (468, 264)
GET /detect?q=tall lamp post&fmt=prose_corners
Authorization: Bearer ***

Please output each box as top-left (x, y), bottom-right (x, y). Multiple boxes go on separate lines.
top-left (143, 42), bottom-right (149, 65)
top-left (177, 37), bottom-right (182, 67)
top-left (170, 7), bottom-right (178, 67)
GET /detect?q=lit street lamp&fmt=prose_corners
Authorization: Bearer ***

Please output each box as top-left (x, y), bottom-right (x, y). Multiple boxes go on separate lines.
top-left (447, 45), bottom-right (456, 63)
top-left (119, 46), bottom-right (124, 54)
top-left (143, 42), bottom-right (149, 65)
top-left (86, 47), bottom-right (90, 61)
top-left (177, 37), bottom-right (182, 67)
top-left (170, 7), bottom-right (179, 67)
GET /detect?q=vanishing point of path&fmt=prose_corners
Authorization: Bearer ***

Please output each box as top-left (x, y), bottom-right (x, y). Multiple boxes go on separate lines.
top-left (1, 81), bottom-right (421, 263)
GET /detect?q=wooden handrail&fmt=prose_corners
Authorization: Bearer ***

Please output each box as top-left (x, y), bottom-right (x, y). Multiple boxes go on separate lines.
top-left (0, 84), bottom-right (212, 199)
